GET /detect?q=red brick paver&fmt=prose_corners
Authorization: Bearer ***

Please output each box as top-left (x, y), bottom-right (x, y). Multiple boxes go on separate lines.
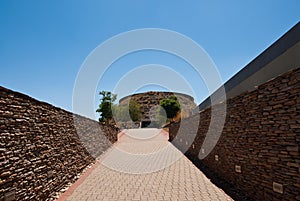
top-left (57, 128), bottom-right (233, 201)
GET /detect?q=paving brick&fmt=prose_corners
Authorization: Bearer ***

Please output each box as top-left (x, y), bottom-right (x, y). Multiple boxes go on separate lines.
top-left (58, 129), bottom-right (233, 201)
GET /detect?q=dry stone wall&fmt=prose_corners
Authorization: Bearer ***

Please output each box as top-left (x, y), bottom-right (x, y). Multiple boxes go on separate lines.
top-left (169, 68), bottom-right (300, 201)
top-left (0, 86), bottom-right (119, 200)
top-left (119, 91), bottom-right (196, 120)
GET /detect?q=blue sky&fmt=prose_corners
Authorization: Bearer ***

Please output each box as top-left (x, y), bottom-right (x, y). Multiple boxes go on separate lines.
top-left (0, 1), bottom-right (299, 118)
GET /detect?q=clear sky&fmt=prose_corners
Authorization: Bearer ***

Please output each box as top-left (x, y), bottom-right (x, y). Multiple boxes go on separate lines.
top-left (0, 1), bottom-right (299, 119)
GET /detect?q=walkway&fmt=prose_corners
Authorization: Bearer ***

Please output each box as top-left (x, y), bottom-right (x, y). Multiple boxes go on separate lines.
top-left (57, 129), bottom-right (233, 201)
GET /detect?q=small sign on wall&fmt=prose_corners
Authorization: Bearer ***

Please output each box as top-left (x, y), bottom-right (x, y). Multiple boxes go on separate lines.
top-left (235, 165), bottom-right (242, 173)
top-left (273, 182), bottom-right (283, 194)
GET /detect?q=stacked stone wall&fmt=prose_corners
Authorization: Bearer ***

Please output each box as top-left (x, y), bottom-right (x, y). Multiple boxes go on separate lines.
top-left (0, 86), bottom-right (118, 200)
top-left (169, 68), bottom-right (300, 201)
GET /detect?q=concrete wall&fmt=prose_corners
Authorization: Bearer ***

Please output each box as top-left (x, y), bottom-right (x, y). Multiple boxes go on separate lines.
top-left (0, 86), bottom-right (119, 200)
top-left (195, 22), bottom-right (300, 112)
top-left (169, 68), bottom-right (300, 201)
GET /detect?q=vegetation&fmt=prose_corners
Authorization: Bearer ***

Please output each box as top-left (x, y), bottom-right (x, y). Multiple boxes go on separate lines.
top-left (112, 99), bottom-right (142, 123)
top-left (112, 104), bottom-right (128, 122)
top-left (159, 95), bottom-right (181, 122)
top-left (96, 91), bottom-right (117, 123)
top-left (128, 100), bottom-right (142, 122)
top-left (96, 91), bottom-right (180, 126)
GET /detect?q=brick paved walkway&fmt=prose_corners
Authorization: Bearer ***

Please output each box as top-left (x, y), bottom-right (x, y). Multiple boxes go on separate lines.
top-left (57, 129), bottom-right (233, 201)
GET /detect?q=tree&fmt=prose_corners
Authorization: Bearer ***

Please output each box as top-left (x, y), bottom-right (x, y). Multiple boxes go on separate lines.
top-left (129, 100), bottom-right (142, 122)
top-left (111, 100), bottom-right (142, 124)
top-left (112, 104), bottom-right (129, 122)
top-left (96, 91), bottom-right (117, 122)
top-left (159, 95), bottom-right (181, 121)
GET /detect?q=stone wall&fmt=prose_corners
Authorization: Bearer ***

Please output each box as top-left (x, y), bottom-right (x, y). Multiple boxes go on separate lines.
top-left (0, 86), bottom-right (119, 200)
top-left (119, 91), bottom-right (196, 121)
top-left (169, 68), bottom-right (300, 201)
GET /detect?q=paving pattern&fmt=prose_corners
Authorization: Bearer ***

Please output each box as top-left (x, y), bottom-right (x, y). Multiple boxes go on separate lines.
top-left (57, 128), bottom-right (233, 201)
